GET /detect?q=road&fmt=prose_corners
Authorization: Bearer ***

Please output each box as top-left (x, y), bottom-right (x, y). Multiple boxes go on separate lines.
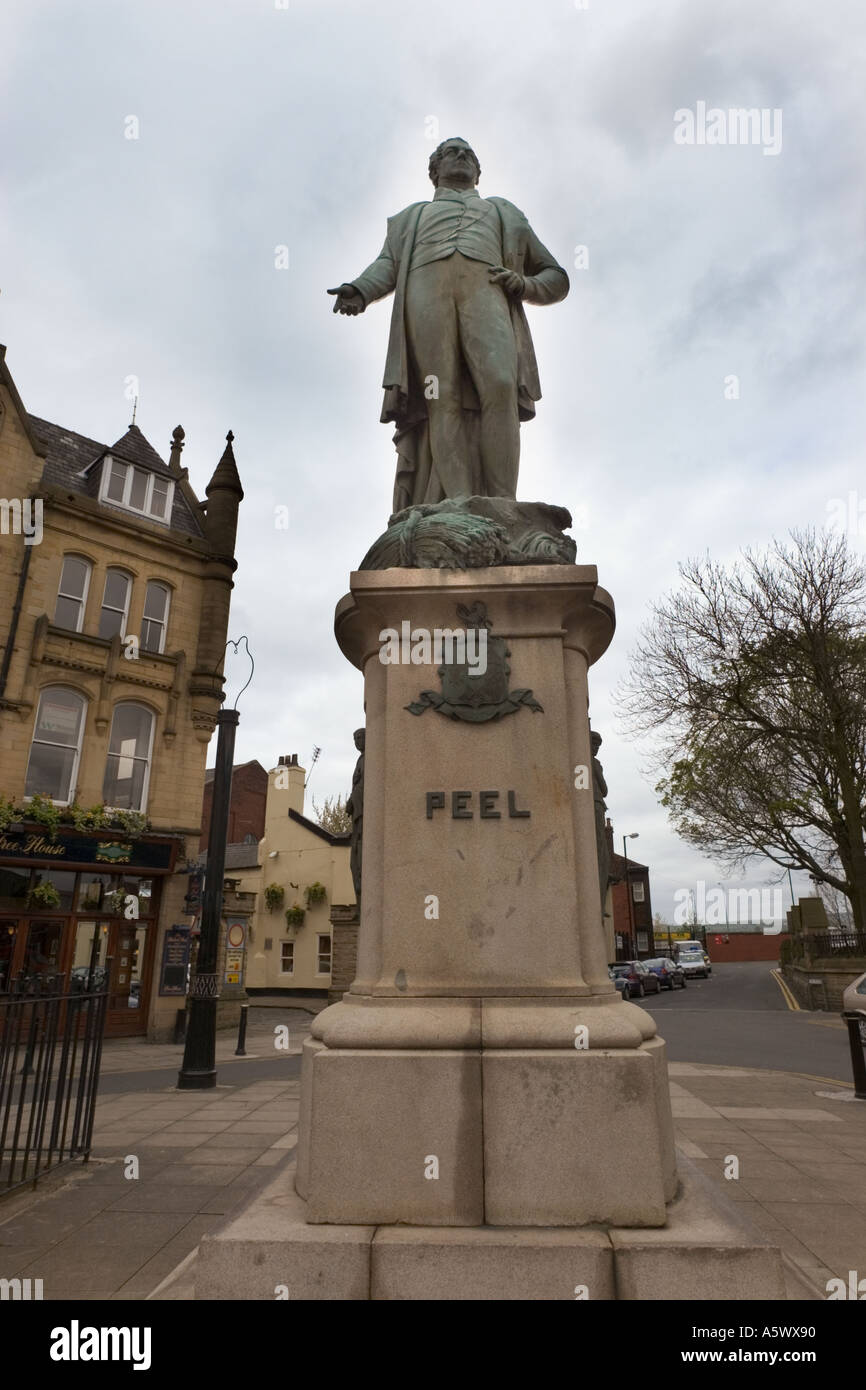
top-left (97, 1053), bottom-right (303, 1093)
top-left (643, 959), bottom-right (857, 1084)
top-left (95, 969), bottom-right (862, 1089)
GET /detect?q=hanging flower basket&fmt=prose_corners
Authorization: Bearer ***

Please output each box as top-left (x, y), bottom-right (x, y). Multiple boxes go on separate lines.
top-left (285, 904), bottom-right (306, 928)
top-left (264, 883), bottom-right (286, 912)
top-left (28, 880), bottom-right (61, 909)
top-left (305, 881), bottom-right (327, 907)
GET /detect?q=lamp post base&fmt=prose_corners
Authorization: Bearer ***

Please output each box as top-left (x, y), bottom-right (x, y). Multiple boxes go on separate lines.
top-left (177, 995), bottom-right (219, 1089)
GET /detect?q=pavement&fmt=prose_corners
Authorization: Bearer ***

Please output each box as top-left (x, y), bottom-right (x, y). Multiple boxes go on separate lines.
top-left (2, 1004), bottom-right (865, 1301)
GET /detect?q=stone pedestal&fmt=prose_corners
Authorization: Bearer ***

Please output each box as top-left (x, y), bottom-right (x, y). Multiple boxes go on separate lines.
top-left (299, 564), bottom-right (676, 1227)
top-left (196, 562), bottom-right (787, 1299)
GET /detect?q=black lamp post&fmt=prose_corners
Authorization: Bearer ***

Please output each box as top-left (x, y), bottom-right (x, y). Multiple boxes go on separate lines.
top-left (178, 637), bottom-right (253, 1090)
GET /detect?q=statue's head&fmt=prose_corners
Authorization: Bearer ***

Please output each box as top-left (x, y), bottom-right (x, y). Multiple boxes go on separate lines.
top-left (353, 728), bottom-right (365, 752)
top-left (428, 137), bottom-right (481, 188)
top-left (590, 731), bottom-right (602, 753)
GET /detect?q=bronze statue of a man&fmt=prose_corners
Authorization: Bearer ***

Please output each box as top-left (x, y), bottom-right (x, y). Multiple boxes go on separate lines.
top-left (591, 729), bottom-right (611, 914)
top-left (346, 728), bottom-right (365, 908)
top-left (328, 138), bottom-right (569, 512)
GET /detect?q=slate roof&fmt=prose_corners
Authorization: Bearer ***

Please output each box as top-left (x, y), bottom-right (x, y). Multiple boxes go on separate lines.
top-left (609, 851), bottom-right (649, 880)
top-left (29, 415), bottom-right (205, 539)
top-left (110, 424), bottom-right (173, 474)
top-left (288, 807), bottom-right (351, 845)
top-left (196, 843), bottom-right (261, 870)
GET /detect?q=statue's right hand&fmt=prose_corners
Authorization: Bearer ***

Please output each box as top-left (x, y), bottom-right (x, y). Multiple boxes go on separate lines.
top-left (327, 284), bottom-right (364, 315)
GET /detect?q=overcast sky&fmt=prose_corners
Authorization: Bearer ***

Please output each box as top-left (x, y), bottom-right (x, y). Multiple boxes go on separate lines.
top-left (3, 0), bottom-right (864, 924)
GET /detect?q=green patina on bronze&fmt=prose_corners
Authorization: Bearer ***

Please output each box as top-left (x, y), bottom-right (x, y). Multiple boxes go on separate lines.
top-left (360, 496), bottom-right (576, 572)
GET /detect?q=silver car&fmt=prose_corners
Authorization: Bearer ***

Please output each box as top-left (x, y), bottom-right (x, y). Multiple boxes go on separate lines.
top-left (676, 942), bottom-right (710, 979)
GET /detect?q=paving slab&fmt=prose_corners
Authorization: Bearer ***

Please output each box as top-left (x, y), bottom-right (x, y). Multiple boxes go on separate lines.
top-left (106, 1184), bottom-right (231, 1214)
top-left (3, 1053), bottom-right (865, 1301)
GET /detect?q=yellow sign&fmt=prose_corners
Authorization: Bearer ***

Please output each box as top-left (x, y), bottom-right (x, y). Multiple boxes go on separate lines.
top-left (224, 948), bottom-right (244, 986)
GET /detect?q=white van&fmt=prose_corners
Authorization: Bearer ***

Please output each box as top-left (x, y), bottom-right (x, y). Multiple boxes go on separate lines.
top-left (675, 941), bottom-right (710, 979)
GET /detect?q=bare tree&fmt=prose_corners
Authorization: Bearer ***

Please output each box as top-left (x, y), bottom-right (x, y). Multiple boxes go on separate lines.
top-left (312, 794), bottom-right (352, 835)
top-left (816, 879), bottom-right (855, 931)
top-left (619, 529), bottom-right (866, 933)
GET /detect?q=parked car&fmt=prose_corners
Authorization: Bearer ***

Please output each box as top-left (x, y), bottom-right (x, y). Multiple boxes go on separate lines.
top-left (608, 967), bottom-right (630, 999)
top-left (674, 941), bottom-right (710, 979)
top-left (69, 965), bottom-right (108, 993)
top-left (645, 957), bottom-right (686, 990)
top-left (841, 971), bottom-right (866, 1043)
top-left (609, 961), bottom-right (661, 998)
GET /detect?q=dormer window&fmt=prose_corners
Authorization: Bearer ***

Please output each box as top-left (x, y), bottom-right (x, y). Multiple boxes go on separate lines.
top-left (99, 455), bottom-right (173, 522)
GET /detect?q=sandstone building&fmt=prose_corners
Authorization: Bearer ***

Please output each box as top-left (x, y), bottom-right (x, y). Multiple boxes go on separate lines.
top-left (0, 344), bottom-right (242, 1039)
top-left (212, 755), bottom-right (355, 997)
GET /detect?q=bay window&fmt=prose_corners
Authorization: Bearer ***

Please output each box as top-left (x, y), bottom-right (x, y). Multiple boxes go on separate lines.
top-left (25, 687), bottom-right (87, 804)
top-left (102, 703), bottom-right (155, 812)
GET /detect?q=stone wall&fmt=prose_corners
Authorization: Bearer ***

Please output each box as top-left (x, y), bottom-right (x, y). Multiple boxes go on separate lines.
top-left (783, 961), bottom-right (864, 1012)
top-left (328, 903), bottom-right (359, 1005)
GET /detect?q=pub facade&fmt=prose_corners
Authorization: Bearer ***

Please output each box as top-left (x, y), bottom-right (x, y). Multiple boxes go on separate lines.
top-left (0, 344), bottom-right (243, 1039)
top-left (0, 824), bottom-right (179, 1036)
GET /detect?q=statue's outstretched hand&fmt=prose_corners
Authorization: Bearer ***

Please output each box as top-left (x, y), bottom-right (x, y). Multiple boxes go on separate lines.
top-left (327, 283), bottom-right (365, 315)
top-left (488, 266), bottom-right (525, 298)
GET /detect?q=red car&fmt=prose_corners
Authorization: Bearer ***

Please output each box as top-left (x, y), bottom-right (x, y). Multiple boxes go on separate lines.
top-left (609, 961), bottom-right (661, 998)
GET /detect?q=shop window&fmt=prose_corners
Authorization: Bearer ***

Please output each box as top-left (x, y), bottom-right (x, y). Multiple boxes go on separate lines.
top-left (21, 920), bottom-right (64, 979)
top-left (102, 704), bottom-right (155, 812)
top-left (141, 582), bottom-right (170, 654)
top-left (25, 687), bottom-right (87, 805)
top-left (0, 865), bottom-right (31, 915)
top-left (120, 877), bottom-right (153, 916)
top-left (0, 923), bottom-right (18, 992)
top-left (35, 869), bottom-right (76, 913)
top-left (77, 873), bottom-right (114, 913)
top-left (70, 919), bottom-right (109, 992)
top-left (98, 569), bottom-right (132, 640)
top-left (280, 941), bottom-right (294, 974)
top-left (53, 556), bottom-right (91, 632)
top-left (316, 934), bottom-right (331, 975)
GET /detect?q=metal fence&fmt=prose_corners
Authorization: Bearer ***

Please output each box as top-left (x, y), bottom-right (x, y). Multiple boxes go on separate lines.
top-left (0, 966), bottom-right (110, 1197)
top-left (809, 931), bottom-right (866, 958)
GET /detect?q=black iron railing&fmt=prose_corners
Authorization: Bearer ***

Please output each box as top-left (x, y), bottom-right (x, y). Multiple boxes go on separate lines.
top-left (809, 931), bottom-right (866, 958)
top-left (0, 965), bottom-right (110, 1196)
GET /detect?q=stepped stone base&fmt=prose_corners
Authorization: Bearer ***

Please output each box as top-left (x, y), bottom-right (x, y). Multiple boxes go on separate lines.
top-left (195, 1157), bottom-right (790, 1301)
top-left (296, 1036), bottom-right (676, 1228)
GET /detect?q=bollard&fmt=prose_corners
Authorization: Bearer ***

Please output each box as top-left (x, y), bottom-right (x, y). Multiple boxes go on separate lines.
top-left (235, 1003), bottom-right (249, 1057)
top-left (174, 1008), bottom-right (187, 1045)
top-left (841, 1011), bottom-right (866, 1099)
